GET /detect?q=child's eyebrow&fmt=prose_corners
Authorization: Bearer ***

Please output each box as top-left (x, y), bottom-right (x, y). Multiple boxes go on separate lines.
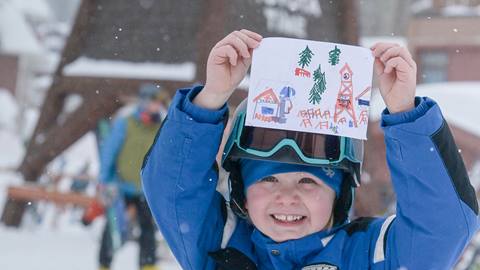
top-left (299, 177), bottom-right (317, 182)
top-left (260, 175), bottom-right (278, 182)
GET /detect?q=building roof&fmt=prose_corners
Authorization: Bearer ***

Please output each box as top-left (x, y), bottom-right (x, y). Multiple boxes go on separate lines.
top-left (63, 57), bottom-right (196, 81)
top-left (370, 81), bottom-right (480, 137)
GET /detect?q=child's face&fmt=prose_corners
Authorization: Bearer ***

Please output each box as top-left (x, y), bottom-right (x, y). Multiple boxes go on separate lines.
top-left (245, 172), bottom-right (336, 242)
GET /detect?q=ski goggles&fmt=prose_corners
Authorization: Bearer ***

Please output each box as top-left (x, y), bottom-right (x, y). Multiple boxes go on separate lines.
top-left (223, 110), bottom-right (364, 168)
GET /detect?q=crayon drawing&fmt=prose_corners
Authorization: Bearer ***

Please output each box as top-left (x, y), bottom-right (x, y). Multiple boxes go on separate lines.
top-left (247, 37), bottom-right (374, 140)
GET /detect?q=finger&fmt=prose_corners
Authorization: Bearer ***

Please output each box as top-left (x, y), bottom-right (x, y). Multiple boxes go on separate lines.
top-left (234, 30), bottom-right (261, 50)
top-left (380, 46), bottom-right (415, 68)
top-left (213, 45), bottom-right (238, 66)
top-left (240, 29), bottom-right (263, 41)
top-left (374, 58), bottom-right (385, 76)
top-left (239, 54), bottom-right (252, 70)
top-left (384, 57), bottom-right (411, 75)
top-left (244, 48), bottom-right (255, 67)
top-left (217, 33), bottom-right (250, 58)
top-left (370, 42), bottom-right (397, 51)
top-left (371, 42), bottom-right (399, 58)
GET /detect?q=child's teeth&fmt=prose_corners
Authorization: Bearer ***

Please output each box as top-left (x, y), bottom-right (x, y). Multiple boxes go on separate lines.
top-left (274, 214), bottom-right (303, 221)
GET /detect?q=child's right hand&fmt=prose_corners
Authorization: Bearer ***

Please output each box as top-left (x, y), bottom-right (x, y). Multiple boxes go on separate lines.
top-left (194, 29), bottom-right (263, 110)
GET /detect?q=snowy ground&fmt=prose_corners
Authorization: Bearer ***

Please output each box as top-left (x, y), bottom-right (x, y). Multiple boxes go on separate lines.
top-left (0, 223), bottom-right (181, 270)
top-left (0, 156), bottom-right (182, 270)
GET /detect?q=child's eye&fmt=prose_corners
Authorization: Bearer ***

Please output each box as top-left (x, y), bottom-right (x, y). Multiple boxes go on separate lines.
top-left (260, 176), bottom-right (278, 183)
top-left (299, 177), bottom-right (318, 185)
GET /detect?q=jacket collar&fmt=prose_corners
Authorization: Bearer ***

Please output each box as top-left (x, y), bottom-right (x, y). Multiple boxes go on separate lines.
top-left (250, 227), bottom-right (338, 268)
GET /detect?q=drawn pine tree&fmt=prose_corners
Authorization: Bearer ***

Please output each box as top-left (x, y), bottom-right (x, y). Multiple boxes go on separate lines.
top-left (329, 45), bottom-right (341, 66)
top-left (309, 65), bottom-right (327, 105)
top-left (298, 46), bottom-right (314, 68)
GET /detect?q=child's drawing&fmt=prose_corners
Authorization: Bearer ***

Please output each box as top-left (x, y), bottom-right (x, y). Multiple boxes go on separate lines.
top-left (247, 37), bottom-right (374, 140)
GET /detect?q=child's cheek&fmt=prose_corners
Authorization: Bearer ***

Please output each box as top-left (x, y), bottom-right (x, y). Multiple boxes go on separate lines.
top-left (247, 184), bottom-right (271, 200)
top-left (304, 188), bottom-right (329, 203)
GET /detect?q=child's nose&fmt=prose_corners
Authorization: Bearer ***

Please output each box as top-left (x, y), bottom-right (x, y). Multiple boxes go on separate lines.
top-left (274, 187), bottom-right (301, 205)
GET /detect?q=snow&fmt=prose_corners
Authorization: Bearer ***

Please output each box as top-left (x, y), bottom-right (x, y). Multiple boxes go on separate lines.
top-left (256, 0), bottom-right (321, 38)
top-left (10, 0), bottom-right (53, 20)
top-left (0, 179), bottom-right (182, 270)
top-left (369, 82), bottom-right (480, 137)
top-left (256, 0), bottom-right (322, 16)
top-left (442, 5), bottom-right (478, 17)
top-left (0, 89), bottom-right (19, 131)
top-left (0, 224), bottom-right (181, 270)
top-left (63, 57), bottom-right (196, 81)
top-left (18, 107), bottom-right (39, 141)
top-left (49, 132), bottom-right (100, 178)
top-left (410, 0), bottom-right (433, 14)
top-left (62, 94), bottom-right (83, 114)
top-left (0, 131), bottom-right (25, 169)
top-left (0, 1), bottom-right (43, 55)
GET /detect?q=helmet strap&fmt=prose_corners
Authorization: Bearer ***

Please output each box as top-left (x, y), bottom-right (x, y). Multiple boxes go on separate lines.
top-left (333, 173), bottom-right (354, 226)
top-left (228, 162), bottom-right (249, 219)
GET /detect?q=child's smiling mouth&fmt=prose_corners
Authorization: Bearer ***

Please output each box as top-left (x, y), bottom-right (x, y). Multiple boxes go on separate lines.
top-left (270, 214), bottom-right (307, 225)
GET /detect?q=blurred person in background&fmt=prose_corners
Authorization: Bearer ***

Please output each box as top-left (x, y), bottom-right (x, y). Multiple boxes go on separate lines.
top-left (98, 83), bottom-right (170, 270)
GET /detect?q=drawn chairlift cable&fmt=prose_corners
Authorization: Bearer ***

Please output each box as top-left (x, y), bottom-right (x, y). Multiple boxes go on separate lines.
top-left (355, 86), bottom-right (371, 106)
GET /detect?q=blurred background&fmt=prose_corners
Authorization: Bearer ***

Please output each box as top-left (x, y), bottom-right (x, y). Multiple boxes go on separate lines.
top-left (0, 0), bottom-right (480, 269)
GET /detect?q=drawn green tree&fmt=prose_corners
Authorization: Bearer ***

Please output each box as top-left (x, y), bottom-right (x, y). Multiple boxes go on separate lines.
top-left (298, 46), bottom-right (314, 68)
top-left (309, 65), bottom-right (327, 105)
top-left (329, 45), bottom-right (341, 66)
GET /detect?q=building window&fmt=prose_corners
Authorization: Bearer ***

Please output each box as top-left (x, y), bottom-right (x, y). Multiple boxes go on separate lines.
top-left (419, 51), bottom-right (449, 83)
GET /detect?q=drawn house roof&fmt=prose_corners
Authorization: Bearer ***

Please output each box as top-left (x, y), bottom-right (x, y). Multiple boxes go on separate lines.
top-left (253, 87), bottom-right (280, 104)
top-left (339, 63), bottom-right (353, 76)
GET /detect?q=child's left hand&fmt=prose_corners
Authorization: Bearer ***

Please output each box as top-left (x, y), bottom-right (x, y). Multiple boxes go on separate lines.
top-left (371, 43), bottom-right (417, 114)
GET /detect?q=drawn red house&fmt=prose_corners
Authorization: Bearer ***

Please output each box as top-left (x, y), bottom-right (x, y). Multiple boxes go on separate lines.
top-left (252, 87), bottom-right (281, 122)
top-left (295, 67), bottom-right (311, 78)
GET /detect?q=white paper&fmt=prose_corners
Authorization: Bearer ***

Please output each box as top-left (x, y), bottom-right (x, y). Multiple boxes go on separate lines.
top-left (246, 37), bottom-right (374, 140)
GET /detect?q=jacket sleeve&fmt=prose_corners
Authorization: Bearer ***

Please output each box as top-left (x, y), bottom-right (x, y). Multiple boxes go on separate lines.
top-left (372, 97), bottom-right (479, 269)
top-left (141, 86), bottom-right (229, 270)
top-left (99, 117), bottom-right (127, 184)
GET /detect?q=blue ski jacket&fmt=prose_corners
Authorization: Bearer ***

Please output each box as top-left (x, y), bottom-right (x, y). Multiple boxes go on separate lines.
top-left (142, 86), bottom-right (479, 270)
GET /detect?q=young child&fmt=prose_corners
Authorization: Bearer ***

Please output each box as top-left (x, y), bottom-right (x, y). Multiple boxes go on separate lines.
top-left (141, 29), bottom-right (479, 270)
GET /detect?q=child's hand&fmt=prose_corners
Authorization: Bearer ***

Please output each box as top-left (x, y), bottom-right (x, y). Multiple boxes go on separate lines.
top-left (194, 29), bottom-right (263, 110)
top-left (371, 43), bottom-right (417, 114)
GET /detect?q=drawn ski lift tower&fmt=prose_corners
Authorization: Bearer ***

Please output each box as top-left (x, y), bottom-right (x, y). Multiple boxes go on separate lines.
top-left (334, 63), bottom-right (358, 127)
